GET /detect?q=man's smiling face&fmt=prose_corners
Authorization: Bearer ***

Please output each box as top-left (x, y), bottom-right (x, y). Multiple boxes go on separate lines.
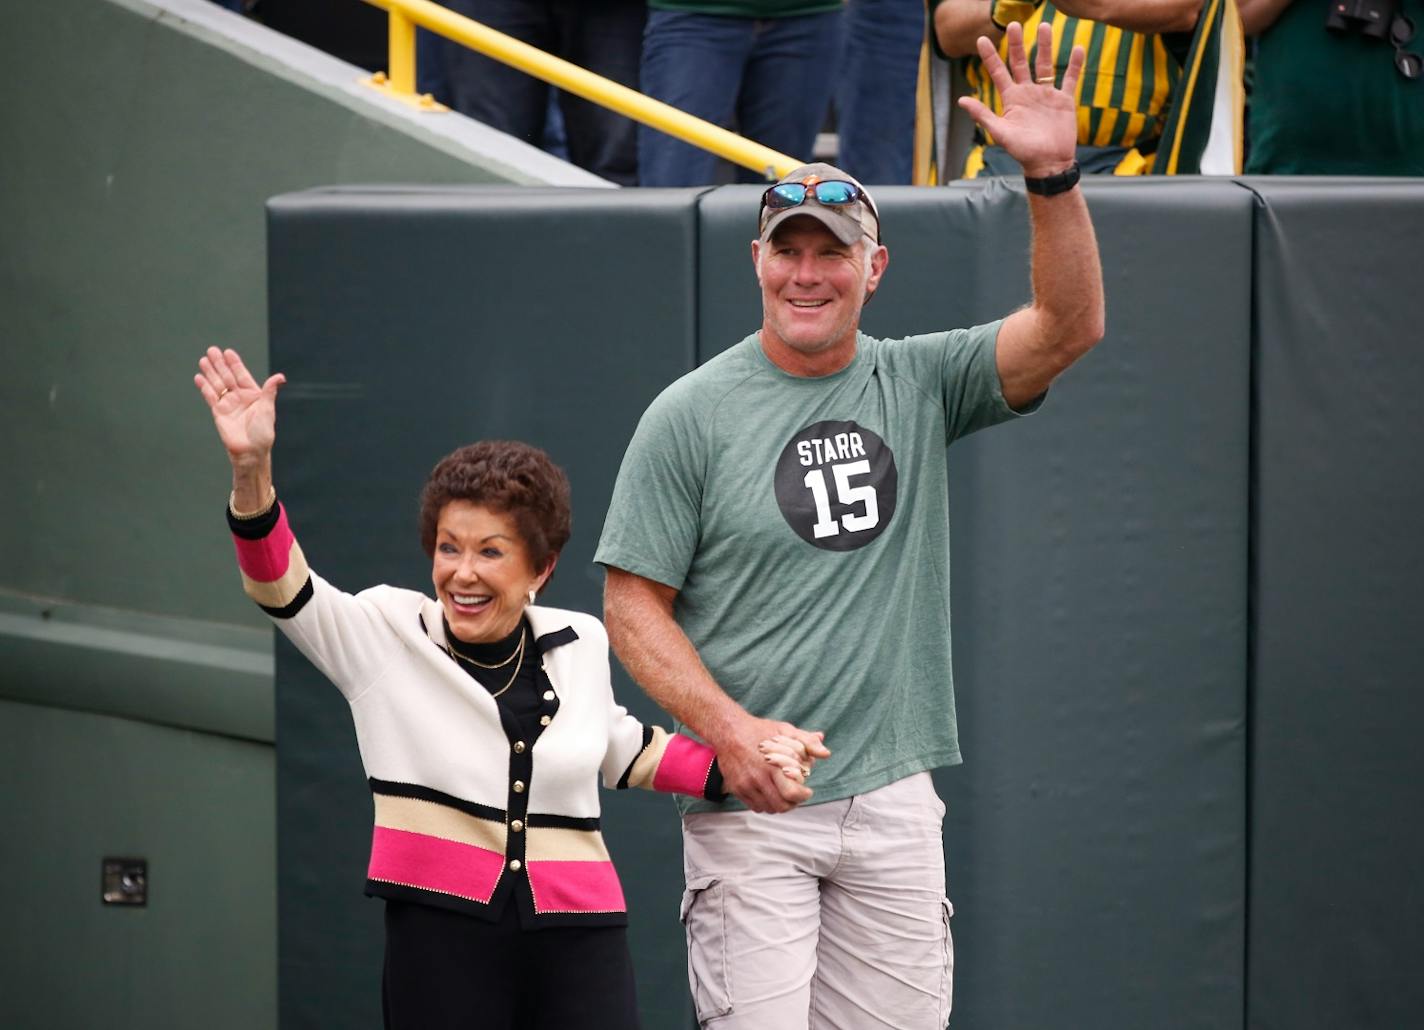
top-left (753, 218), bottom-right (887, 377)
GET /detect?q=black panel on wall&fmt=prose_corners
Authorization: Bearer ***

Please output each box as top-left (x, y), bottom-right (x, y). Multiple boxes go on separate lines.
top-left (266, 186), bottom-right (700, 1028)
top-left (698, 178), bottom-right (1252, 1030)
top-left (1246, 178), bottom-right (1424, 1030)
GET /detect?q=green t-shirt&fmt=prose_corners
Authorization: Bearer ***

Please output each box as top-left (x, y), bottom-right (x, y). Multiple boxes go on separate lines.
top-left (595, 323), bottom-right (1029, 813)
top-left (648, 1), bottom-right (843, 17)
top-left (1247, 0), bottom-right (1424, 175)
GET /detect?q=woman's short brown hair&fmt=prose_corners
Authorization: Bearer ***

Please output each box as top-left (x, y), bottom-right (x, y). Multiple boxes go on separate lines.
top-left (419, 441), bottom-right (572, 591)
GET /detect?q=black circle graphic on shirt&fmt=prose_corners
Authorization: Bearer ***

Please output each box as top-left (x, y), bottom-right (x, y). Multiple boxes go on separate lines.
top-left (774, 420), bottom-right (898, 551)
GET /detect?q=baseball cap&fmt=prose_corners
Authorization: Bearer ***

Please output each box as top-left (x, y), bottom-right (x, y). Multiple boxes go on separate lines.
top-left (758, 163), bottom-right (881, 246)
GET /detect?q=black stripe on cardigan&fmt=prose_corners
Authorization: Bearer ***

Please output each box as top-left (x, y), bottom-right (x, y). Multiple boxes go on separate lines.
top-left (702, 761), bottom-right (726, 802)
top-left (366, 879), bottom-right (631, 930)
top-left (369, 777), bottom-right (507, 824)
top-left (615, 725), bottom-right (657, 791)
top-left (258, 576), bottom-right (314, 621)
top-left (226, 499), bottom-right (282, 539)
top-left (525, 812), bottom-right (602, 832)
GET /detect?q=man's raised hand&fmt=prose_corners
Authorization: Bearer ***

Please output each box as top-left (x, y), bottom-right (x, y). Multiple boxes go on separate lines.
top-left (957, 20), bottom-right (1084, 177)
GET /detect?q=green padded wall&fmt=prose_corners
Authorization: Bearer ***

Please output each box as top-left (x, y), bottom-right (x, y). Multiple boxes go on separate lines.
top-left (697, 179), bottom-right (1252, 1029)
top-left (266, 186), bottom-right (700, 1028)
top-left (0, 698), bottom-right (275, 1028)
top-left (939, 181), bottom-right (1250, 1029)
top-left (263, 180), bottom-right (1423, 1030)
top-left (1246, 179), bottom-right (1424, 1029)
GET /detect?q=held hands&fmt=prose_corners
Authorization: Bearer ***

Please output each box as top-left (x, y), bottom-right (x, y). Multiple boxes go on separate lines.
top-left (958, 21), bottom-right (1084, 178)
top-left (759, 735), bottom-right (818, 785)
top-left (718, 716), bottom-right (831, 814)
top-left (193, 346), bottom-right (287, 468)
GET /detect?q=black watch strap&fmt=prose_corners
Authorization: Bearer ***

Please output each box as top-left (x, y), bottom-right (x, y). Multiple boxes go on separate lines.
top-left (1023, 161), bottom-right (1081, 196)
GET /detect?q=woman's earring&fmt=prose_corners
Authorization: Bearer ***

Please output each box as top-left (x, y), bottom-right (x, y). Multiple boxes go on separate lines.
top-left (527, 588), bottom-right (537, 605)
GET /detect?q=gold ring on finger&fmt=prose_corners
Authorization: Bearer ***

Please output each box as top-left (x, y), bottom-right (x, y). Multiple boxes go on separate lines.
top-left (1037, 75), bottom-right (1055, 84)
top-left (218, 388), bottom-right (229, 398)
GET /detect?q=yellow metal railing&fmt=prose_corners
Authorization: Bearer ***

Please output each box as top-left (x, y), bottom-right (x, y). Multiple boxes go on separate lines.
top-left (361, 0), bottom-right (801, 181)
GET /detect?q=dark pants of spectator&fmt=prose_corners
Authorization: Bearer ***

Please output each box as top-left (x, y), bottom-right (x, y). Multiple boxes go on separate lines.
top-left (836, 0), bottom-right (924, 185)
top-left (638, 9), bottom-right (845, 186)
top-left (435, 0), bottom-right (645, 186)
top-left (382, 899), bottom-right (641, 1029)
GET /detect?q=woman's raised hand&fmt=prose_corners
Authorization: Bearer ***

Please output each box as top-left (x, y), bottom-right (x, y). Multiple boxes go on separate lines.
top-left (194, 346), bottom-right (286, 468)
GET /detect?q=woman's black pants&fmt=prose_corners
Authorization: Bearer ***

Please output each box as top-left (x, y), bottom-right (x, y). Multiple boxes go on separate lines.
top-left (382, 899), bottom-right (642, 1029)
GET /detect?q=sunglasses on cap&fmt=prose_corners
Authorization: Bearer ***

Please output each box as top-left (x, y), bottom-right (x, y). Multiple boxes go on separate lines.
top-left (760, 176), bottom-right (880, 241)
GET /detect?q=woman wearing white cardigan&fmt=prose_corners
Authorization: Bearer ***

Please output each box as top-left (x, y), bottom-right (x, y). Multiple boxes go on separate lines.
top-left (194, 347), bottom-right (818, 1030)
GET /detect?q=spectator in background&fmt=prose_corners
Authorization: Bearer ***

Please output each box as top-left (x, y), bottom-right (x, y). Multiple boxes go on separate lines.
top-left (1241, 0), bottom-right (1423, 174)
top-left (419, 34), bottom-right (574, 164)
top-left (835, 0), bottom-right (926, 184)
top-left (428, 0), bottom-right (646, 186)
top-left (638, 0), bottom-right (845, 186)
top-left (932, 0), bottom-right (1203, 176)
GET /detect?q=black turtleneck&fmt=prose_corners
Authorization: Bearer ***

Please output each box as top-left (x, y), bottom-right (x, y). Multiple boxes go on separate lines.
top-left (444, 618), bottom-right (542, 718)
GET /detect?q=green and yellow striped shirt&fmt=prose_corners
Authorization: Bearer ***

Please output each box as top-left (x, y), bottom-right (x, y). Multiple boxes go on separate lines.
top-left (966, 3), bottom-right (1184, 151)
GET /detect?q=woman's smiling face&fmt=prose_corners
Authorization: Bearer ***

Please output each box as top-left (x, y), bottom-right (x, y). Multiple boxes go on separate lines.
top-left (431, 500), bottom-right (547, 644)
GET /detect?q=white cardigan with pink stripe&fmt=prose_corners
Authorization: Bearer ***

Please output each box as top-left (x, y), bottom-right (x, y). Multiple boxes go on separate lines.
top-left (230, 502), bottom-right (720, 927)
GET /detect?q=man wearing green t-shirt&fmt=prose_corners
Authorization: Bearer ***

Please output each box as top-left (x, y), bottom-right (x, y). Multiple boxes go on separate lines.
top-left (597, 23), bottom-right (1106, 1029)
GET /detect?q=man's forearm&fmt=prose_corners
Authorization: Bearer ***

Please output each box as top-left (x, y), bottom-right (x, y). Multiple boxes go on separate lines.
top-left (602, 571), bottom-right (747, 748)
top-left (935, 0), bottom-right (1003, 57)
top-left (603, 568), bottom-right (824, 813)
top-left (938, 0), bottom-right (1200, 56)
top-left (1052, 0), bottom-right (1201, 33)
top-left (997, 186), bottom-right (1106, 407)
top-left (1029, 188), bottom-right (1105, 376)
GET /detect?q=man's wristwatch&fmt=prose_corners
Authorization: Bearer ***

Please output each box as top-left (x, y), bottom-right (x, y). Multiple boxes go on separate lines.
top-left (1023, 161), bottom-right (1081, 197)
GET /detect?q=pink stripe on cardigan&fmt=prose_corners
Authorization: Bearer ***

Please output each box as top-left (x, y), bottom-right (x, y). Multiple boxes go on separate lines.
top-left (652, 734), bottom-right (716, 797)
top-left (527, 859), bottom-right (627, 914)
top-left (232, 504), bottom-right (296, 582)
top-left (368, 826), bottom-right (504, 904)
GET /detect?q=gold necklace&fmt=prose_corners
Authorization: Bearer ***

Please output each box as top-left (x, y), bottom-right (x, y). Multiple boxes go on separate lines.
top-left (446, 627), bottom-right (526, 700)
top-left (447, 625), bottom-right (525, 669)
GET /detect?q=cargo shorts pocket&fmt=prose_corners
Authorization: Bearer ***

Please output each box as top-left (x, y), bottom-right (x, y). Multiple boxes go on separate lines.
top-left (939, 897), bottom-right (955, 1025)
top-left (680, 875), bottom-right (732, 1021)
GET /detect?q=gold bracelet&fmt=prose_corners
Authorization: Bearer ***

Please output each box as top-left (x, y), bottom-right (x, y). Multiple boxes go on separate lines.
top-left (229, 484), bottom-right (277, 520)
